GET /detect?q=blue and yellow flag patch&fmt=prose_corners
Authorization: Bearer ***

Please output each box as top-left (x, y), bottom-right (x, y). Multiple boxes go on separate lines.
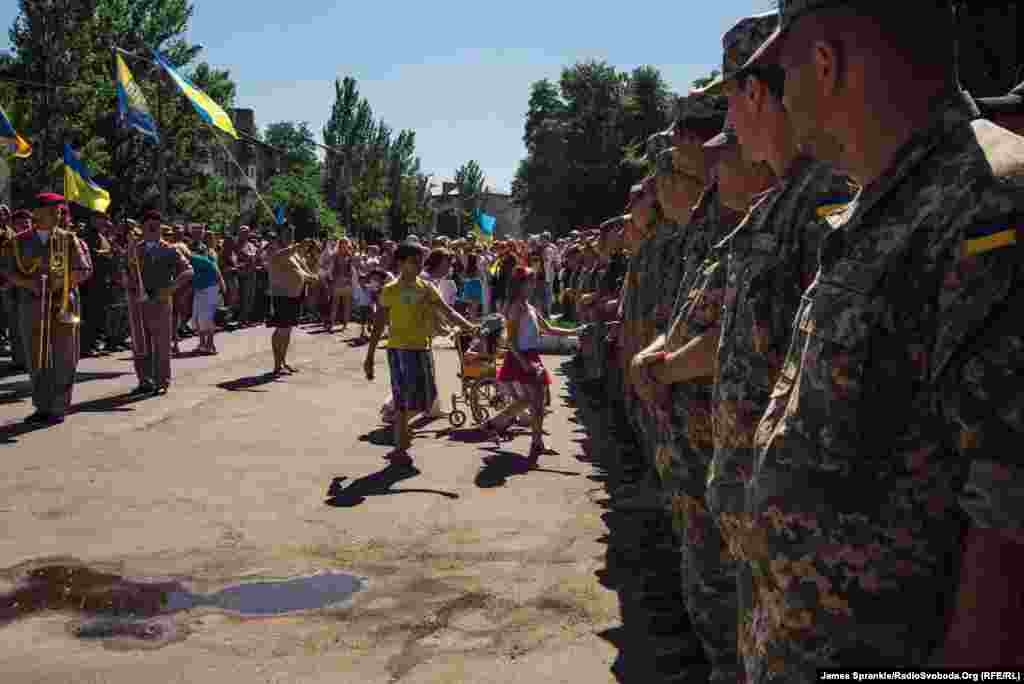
top-left (816, 195), bottom-right (854, 219)
top-left (964, 223), bottom-right (1017, 257)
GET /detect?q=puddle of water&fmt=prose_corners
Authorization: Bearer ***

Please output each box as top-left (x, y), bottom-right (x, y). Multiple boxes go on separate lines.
top-left (0, 563), bottom-right (366, 644)
top-left (189, 571), bottom-right (366, 616)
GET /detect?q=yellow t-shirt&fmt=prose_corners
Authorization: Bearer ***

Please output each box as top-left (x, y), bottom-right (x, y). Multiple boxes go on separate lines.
top-left (379, 277), bottom-right (443, 350)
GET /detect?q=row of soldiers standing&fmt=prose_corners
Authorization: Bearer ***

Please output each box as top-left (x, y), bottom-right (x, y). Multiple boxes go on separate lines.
top-left (571, 1), bottom-right (1023, 681)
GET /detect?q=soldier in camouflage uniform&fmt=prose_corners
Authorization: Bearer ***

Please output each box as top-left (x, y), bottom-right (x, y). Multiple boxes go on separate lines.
top-left (685, 12), bottom-right (860, 682)
top-left (633, 124), bottom-right (775, 682)
top-left (615, 106), bottom-right (724, 510)
top-left (725, 0), bottom-right (1024, 678)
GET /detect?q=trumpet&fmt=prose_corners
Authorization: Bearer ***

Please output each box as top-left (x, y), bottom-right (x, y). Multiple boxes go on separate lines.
top-left (36, 229), bottom-right (80, 371)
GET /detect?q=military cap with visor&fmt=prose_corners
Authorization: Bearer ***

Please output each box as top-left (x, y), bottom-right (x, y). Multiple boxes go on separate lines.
top-left (976, 80), bottom-right (1024, 116)
top-left (692, 11), bottom-right (779, 95)
top-left (742, 0), bottom-right (957, 72)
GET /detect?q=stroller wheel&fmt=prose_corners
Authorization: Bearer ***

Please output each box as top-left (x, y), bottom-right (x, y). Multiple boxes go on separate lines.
top-left (472, 406), bottom-right (491, 425)
top-left (449, 410), bottom-right (467, 428)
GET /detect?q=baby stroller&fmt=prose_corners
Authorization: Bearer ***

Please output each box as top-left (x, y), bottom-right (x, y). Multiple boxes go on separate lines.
top-left (449, 315), bottom-right (510, 428)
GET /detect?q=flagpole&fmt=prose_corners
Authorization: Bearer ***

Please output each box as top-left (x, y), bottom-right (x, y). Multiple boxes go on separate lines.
top-left (211, 129), bottom-right (277, 223)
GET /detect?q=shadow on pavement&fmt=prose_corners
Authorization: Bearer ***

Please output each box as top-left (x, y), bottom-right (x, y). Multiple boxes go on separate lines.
top-left (561, 359), bottom-right (710, 684)
top-left (358, 427), bottom-right (395, 447)
top-left (0, 389), bottom-right (151, 444)
top-left (474, 449), bottom-right (581, 489)
top-left (0, 371), bottom-right (131, 406)
top-left (216, 373), bottom-right (281, 392)
top-left (324, 464), bottom-right (460, 508)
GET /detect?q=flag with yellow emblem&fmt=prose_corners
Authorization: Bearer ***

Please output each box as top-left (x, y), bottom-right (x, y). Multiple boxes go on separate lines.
top-left (153, 50), bottom-right (238, 139)
top-left (63, 144), bottom-right (111, 213)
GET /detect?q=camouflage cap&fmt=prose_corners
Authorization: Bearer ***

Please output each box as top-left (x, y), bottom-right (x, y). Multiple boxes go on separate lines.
top-left (977, 79), bottom-right (1024, 116)
top-left (642, 127), bottom-right (674, 165)
top-left (600, 215), bottom-right (625, 234)
top-left (692, 12), bottom-right (778, 95)
top-left (743, 0), bottom-right (955, 71)
top-left (703, 124), bottom-right (739, 151)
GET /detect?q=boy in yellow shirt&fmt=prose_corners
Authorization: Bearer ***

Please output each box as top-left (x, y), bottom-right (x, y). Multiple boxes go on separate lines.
top-left (364, 243), bottom-right (475, 466)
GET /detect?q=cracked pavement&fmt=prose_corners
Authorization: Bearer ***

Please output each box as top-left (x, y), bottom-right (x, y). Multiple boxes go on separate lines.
top-left (0, 326), bottom-right (629, 684)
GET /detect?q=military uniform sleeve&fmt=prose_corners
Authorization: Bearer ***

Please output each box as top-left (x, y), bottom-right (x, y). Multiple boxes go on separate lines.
top-left (684, 254), bottom-right (728, 339)
top-left (939, 221), bottom-right (1024, 540)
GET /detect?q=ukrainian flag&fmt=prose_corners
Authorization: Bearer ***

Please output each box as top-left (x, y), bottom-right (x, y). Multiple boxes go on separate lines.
top-left (1, 105), bottom-right (31, 158)
top-left (153, 50), bottom-right (238, 139)
top-left (115, 54), bottom-right (159, 143)
top-left (63, 144), bottom-right (111, 213)
top-left (473, 209), bottom-right (496, 244)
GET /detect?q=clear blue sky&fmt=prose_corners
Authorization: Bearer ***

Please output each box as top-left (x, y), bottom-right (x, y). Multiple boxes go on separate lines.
top-left (2, 0), bottom-right (774, 193)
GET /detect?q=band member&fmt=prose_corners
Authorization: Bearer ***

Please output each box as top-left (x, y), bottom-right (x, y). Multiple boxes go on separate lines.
top-left (1, 193), bottom-right (92, 424)
top-left (126, 210), bottom-right (193, 395)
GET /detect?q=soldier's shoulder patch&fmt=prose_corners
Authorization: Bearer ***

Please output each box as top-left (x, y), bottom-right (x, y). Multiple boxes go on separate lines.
top-left (816, 195), bottom-right (855, 219)
top-left (963, 221), bottom-right (1017, 257)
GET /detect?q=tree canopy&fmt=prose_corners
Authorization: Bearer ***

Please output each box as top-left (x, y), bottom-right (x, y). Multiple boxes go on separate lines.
top-left (512, 61), bottom-right (672, 236)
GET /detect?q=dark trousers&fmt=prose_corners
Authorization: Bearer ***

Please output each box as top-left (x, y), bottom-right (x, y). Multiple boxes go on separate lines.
top-left (238, 272), bottom-right (257, 323)
top-left (80, 284), bottom-right (110, 352)
top-left (19, 296), bottom-right (79, 415)
top-left (3, 290), bottom-right (24, 366)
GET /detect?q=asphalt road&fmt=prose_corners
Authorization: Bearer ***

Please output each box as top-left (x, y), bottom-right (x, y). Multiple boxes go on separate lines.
top-left (0, 324), bottom-right (643, 684)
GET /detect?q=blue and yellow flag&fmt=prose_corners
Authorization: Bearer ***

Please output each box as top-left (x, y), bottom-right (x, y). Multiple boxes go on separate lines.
top-left (472, 209), bottom-right (496, 244)
top-left (115, 54), bottom-right (159, 143)
top-left (153, 50), bottom-right (238, 139)
top-left (0, 105), bottom-right (31, 158)
top-left (63, 144), bottom-right (111, 213)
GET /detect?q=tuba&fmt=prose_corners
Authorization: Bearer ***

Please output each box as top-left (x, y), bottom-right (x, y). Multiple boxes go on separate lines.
top-left (37, 229), bottom-right (80, 371)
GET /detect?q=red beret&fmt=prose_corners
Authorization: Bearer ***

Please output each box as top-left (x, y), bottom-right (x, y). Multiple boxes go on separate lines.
top-left (34, 193), bottom-right (66, 208)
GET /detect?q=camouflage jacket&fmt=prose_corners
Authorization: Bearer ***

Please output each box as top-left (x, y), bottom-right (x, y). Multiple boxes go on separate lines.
top-left (706, 157), bottom-right (856, 519)
top-left (734, 92), bottom-right (1024, 679)
top-left (652, 222), bottom-right (690, 334)
top-left (653, 184), bottom-right (744, 493)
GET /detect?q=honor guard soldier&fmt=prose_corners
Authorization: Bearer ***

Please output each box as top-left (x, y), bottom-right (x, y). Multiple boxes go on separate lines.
top-left (732, 0), bottom-right (1024, 676)
top-left (126, 210), bottom-right (192, 395)
top-left (1, 193), bottom-right (92, 424)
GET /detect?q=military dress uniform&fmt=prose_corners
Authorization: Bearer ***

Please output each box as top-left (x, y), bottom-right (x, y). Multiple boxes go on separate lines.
top-left (129, 239), bottom-right (191, 392)
top-left (650, 182), bottom-right (745, 683)
top-left (5, 222), bottom-right (92, 421)
top-left (738, 88), bottom-right (1024, 679)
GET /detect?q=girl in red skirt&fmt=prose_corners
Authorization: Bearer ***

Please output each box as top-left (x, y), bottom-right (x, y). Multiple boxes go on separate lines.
top-left (486, 267), bottom-right (581, 463)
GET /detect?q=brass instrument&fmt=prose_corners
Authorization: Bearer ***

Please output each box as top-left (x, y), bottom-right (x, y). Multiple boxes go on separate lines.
top-left (127, 237), bottom-right (148, 358)
top-left (36, 229), bottom-right (80, 371)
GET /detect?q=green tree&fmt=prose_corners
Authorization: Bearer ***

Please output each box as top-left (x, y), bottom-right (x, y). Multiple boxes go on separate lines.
top-left (3, 0), bottom-right (237, 218)
top-left (622, 65), bottom-right (671, 148)
top-left (263, 121), bottom-right (317, 171)
top-left (691, 70), bottom-right (720, 91)
top-left (513, 59), bottom-right (655, 234)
